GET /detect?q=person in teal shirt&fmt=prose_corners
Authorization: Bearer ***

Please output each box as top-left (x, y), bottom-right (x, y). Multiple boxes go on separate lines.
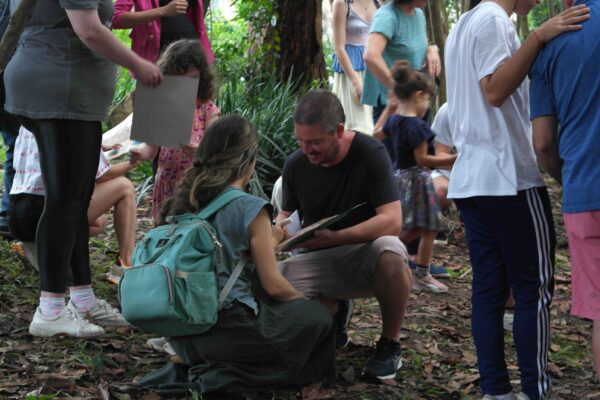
top-left (363, 0), bottom-right (441, 121)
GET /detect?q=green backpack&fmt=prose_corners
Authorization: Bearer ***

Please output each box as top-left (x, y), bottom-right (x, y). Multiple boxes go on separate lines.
top-left (119, 188), bottom-right (248, 337)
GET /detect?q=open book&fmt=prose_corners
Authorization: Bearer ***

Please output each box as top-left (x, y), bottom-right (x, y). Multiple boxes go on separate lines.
top-left (276, 203), bottom-right (366, 253)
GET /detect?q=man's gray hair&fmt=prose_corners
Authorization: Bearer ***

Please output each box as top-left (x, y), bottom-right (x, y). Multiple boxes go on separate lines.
top-left (293, 89), bottom-right (346, 134)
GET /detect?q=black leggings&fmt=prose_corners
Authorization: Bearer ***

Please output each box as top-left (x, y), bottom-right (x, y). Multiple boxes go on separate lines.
top-left (20, 118), bottom-right (101, 293)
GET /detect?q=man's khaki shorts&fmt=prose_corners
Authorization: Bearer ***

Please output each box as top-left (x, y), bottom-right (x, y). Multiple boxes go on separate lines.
top-left (279, 236), bottom-right (408, 299)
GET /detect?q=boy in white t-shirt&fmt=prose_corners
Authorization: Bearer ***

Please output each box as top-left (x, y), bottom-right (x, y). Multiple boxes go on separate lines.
top-left (445, 1), bottom-right (589, 399)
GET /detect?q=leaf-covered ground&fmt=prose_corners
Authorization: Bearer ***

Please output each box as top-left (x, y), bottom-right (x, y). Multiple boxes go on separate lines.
top-left (0, 179), bottom-right (598, 399)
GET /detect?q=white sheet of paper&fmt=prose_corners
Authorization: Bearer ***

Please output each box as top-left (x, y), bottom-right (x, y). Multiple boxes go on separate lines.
top-left (286, 210), bottom-right (302, 235)
top-left (130, 76), bottom-right (199, 148)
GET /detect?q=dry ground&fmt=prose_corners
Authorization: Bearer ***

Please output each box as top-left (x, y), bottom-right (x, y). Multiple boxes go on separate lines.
top-left (0, 178), bottom-right (598, 399)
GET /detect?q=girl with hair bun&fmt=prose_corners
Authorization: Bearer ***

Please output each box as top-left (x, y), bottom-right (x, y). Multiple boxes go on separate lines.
top-left (376, 60), bottom-right (457, 293)
top-left (144, 114), bottom-right (335, 394)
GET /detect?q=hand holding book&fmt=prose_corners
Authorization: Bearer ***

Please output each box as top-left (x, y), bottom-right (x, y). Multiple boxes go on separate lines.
top-left (276, 203), bottom-right (366, 253)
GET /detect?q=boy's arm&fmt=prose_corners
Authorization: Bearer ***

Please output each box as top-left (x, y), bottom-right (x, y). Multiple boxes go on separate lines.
top-left (480, 5), bottom-right (589, 107)
top-left (532, 116), bottom-right (562, 184)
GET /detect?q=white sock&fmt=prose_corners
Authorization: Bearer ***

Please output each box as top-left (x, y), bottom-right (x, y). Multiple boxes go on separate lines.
top-left (39, 296), bottom-right (65, 318)
top-left (69, 287), bottom-right (96, 312)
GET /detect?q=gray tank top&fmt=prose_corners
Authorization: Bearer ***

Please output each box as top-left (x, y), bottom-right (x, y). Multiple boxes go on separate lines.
top-left (345, 6), bottom-right (371, 46)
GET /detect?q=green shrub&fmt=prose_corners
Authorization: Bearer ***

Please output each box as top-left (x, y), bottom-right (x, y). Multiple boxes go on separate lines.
top-left (205, 8), bottom-right (249, 85)
top-left (111, 29), bottom-right (135, 108)
top-left (217, 74), bottom-right (300, 198)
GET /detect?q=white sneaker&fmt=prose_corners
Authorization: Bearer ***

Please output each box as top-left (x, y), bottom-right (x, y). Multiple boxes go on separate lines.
top-left (68, 299), bottom-right (129, 327)
top-left (146, 337), bottom-right (177, 356)
top-left (29, 306), bottom-right (104, 338)
top-left (412, 272), bottom-right (448, 293)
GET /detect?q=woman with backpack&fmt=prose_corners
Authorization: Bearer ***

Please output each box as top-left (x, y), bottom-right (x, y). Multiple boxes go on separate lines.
top-left (154, 114), bottom-right (335, 394)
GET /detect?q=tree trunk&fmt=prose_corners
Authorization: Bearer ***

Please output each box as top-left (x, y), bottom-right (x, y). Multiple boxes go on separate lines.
top-left (547, 0), bottom-right (558, 17)
top-left (0, 0), bottom-right (38, 73)
top-left (425, 0), bottom-right (448, 106)
top-left (276, 0), bottom-right (327, 86)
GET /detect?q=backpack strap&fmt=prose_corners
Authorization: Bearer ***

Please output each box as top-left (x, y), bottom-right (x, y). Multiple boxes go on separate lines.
top-left (217, 256), bottom-right (247, 308)
top-left (197, 188), bottom-right (247, 219)
top-left (201, 188), bottom-right (249, 307)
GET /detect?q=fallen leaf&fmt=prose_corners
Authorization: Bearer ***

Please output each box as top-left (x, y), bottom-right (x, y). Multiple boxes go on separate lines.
top-left (111, 353), bottom-right (128, 363)
top-left (301, 382), bottom-right (334, 400)
top-left (460, 374), bottom-right (480, 386)
top-left (347, 383), bottom-right (369, 392)
top-left (461, 352), bottom-right (477, 363)
top-left (96, 380), bottom-right (109, 400)
top-left (423, 360), bottom-right (433, 374)
top-left (341, 366), bottom-right (355, 383)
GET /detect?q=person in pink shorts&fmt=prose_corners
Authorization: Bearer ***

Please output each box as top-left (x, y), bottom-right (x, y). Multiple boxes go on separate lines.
top-left (530, 0), bottom-right (599, 381)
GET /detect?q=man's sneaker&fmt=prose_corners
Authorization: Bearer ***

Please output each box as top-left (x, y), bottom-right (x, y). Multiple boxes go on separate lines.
top-left (146, 337), bottom-right (177, 356)
top-left (68, 299), bottom-right (129, 327)
top-left (335, 299), bottom-right (354, 349)
top-left (363, 337), bottom-right (402, 380)
top-left (411, 272), bottom-right (448, 293)
top-left (408, 259), bottom-right (450, 279)
top-left (29, 306), bottom-right (104, 338)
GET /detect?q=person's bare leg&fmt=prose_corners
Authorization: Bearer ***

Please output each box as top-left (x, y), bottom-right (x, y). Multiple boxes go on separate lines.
top-left (88, 177), bottom-right (136, 265)
top-left (88, 214), bottom-right (108, 237)
top-left (593, 320), bottom-right (600, 380)
top-left (415, 230), bottom-right (436, 267)
top-left (400, 228), bottom-right (421, 246)
top-left (374, 251), bottom-right (411, 341)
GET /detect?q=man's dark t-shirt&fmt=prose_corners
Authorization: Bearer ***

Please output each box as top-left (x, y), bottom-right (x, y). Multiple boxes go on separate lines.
top-left (281, 132), bottom-right (399, 231)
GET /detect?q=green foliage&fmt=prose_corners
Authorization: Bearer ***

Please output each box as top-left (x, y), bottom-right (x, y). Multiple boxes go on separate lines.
top-left (217, 74), bottom-right (300, 198)
top-left (205, 8), bottom-right (249, 83)
top-left (231, 0), bottom-right (280, 77)
top-left (111, 29), bottom-right (135, 108)
top-left (528, 0), bottom-right (562, 29)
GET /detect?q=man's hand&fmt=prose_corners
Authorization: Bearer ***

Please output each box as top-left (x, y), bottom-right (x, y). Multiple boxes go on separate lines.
top-left (272, 224), bottom-right (288, 245)
top-left (293, 229), bottom-right (339, 251)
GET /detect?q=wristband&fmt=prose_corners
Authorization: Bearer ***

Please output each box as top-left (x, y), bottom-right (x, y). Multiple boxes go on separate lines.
top-left (532, 30), bottom-right (544, 50)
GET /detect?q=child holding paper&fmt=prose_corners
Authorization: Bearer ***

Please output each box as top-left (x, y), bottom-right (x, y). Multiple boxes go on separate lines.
top-left (130, 39), bottom-right (219, 223)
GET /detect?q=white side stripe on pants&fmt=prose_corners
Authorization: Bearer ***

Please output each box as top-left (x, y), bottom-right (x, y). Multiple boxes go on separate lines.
top-left (526, 188), bottom-right (553, 399)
